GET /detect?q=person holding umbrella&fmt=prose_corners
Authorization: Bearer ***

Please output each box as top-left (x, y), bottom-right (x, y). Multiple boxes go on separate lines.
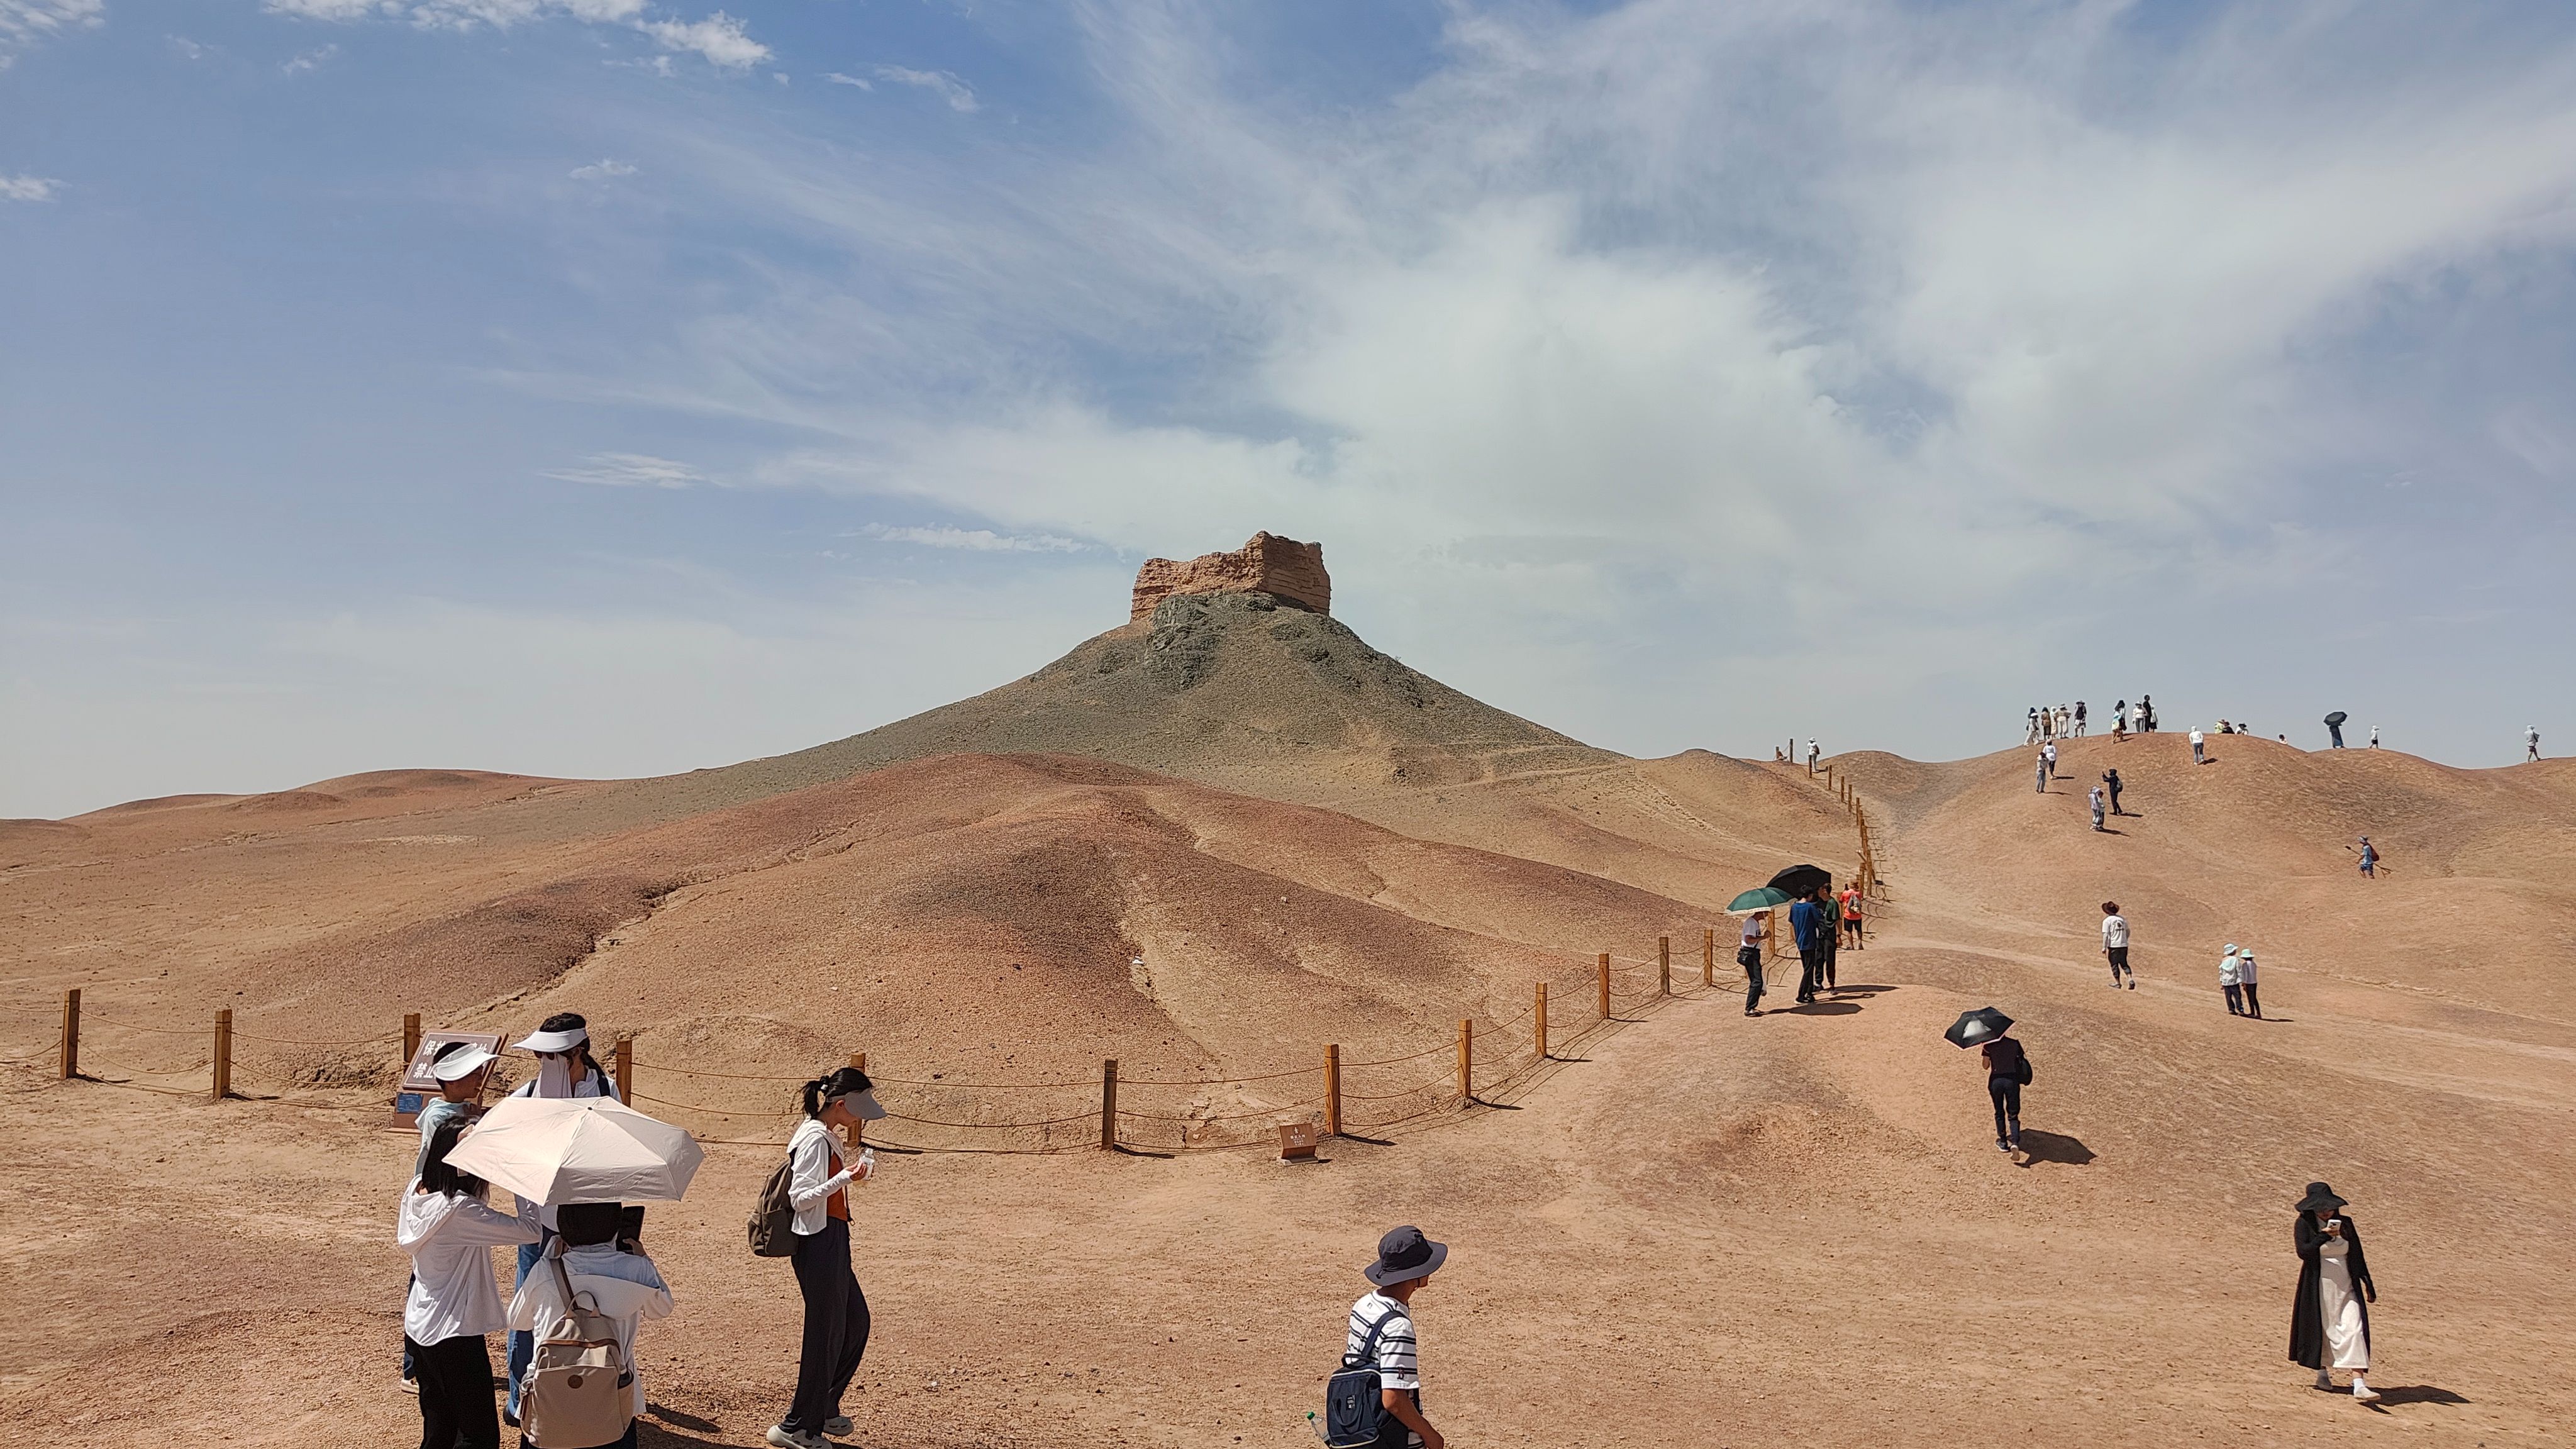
top-left (769, 1066), bottom-right (887, 1449)
top-left (1946, 1008), bottom-right (2027, 1153)
top-left (2289, 1182), bottom-right (2379, 1401)
top-left (502, 1013), bottom-right (622, 1427)
top-left (2326, 711), bottom-right (2348, 748)
top-left (1738, 907), bottom-right (1770, 1016)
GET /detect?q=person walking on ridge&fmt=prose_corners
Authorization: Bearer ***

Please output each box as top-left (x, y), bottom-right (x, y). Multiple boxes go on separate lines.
top-left (2102, 767), bottom-right (2125, 816)
top-left (2368, 724), bottom-right (2380, 748)
top-left (2043, 739), bottom-right (2058, 778)
top-left (2033, 749), bottom-right (2050, 794)
top-left (2326, 714), bottom-right (2345, 748)
top-left (2190, 726), bottom-right (2207, 765)
top-left (2101, 902), bottom-right (2133, 988)
top-left (1738, 910), bottom-right (1769, 1016)
top-left (1808, 738), bottom-right (1820, 774)
top-left (2027, 707), bottom-right (2041, 745)
top-left (2529, 725), bottom-right (2543, 762)
top-left (2237, 945), bottom-right (2263, 1019)
top-left (1348, 1226), bottom-right (1447, 1449)
top-left (2290, 1182), bottom-right (2380, 1402)
top-left (2089, 784), bottom-right (2107, 831)
top-left (2074, 700), bottom-right (2087, 736)
top-left (1790, 888), bottom-right (1834, 1004)
top-left (1980, 1029), bottom-right (2029, 1153)
top-left (2140, 694), bottom-right (2157, 733)
top-left (2356, 836), bottom-right (2380, 879)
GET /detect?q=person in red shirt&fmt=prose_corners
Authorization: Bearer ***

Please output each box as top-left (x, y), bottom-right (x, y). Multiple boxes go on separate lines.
top-left (1837, 886), bottom-right (1863, 950)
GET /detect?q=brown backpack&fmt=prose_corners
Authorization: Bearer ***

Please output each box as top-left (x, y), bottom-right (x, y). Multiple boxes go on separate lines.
top-left (747, 1155), bottom-right (798, 1257)
top-left (519, 1252), bottom-right (633, 1449)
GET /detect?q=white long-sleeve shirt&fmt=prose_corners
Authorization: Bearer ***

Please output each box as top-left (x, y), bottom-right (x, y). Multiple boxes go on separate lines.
top-left (2101, 914), bottom-right (2129, 950)
top-left (786, 1118), bottom-right (862, 1236)
top-left (506, 1241), bottom-right (675, 1418)
top-left (397, 1182), bottom-right (541, 1345)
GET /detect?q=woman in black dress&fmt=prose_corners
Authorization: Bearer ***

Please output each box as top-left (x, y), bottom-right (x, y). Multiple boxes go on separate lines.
top-left (2289, 1181), bottom-right (2379, 1401)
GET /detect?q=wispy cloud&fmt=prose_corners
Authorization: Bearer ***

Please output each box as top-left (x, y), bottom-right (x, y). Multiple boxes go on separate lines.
top-left (569, 158), bottom-right (637, 180)
top-left (543, 452), bottom-right (708, 487)
top-left (267, 1), bottom-right (765, 72)
top-left (282, 43), bottom-right (337, 74)
top-left (0, 0), bottom-right (103, 69)
top-left (870, 64), bottom-right (975, 113)
top-left (822, 70), bottom-right (869, 90)
top-left (0, 173), bottom-right (62, 202)
top-left (852, 523), bottom-right (1082, 553)
top-left (636, 11), bottom-right (763, 69)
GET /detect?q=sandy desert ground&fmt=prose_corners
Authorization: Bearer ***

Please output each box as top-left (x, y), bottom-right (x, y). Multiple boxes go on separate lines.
top-left (5, 590), bottom-right (2572, 1448)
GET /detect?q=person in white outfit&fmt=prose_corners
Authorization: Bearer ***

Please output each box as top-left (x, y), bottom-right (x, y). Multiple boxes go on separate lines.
top-left (769, 1066), bottom-right (887, 1449)
top-left (2290, 1182), bottom-right (2379, 1401)
top-left (2190, 726), bottom-right (2207, 765)
top-left (2236, 947), bottom-right (2263, 1019)
top-left (399, 1116), bottom-right (541, 1449)
top-left (2100, 902), bottom-right (2132, 987)
top-left (2368, 724), bottom-right (2380, 748)
top-left (2220, 945), bottom-right (2245, 1015)
top-left (507, 1201), bottom-right (674, 1449)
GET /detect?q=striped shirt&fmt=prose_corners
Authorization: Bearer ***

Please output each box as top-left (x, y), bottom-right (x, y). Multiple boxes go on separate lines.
top-left (1346, 1291), bottom-right (1419, 1392)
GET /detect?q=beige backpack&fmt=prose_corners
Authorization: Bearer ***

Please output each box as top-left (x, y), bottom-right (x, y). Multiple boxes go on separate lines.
top-left (519, 1251), bottom-right (634, 1449)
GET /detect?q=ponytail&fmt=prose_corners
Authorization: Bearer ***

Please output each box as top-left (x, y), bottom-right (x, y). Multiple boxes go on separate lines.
top-left (801, 1065), bottom-right (873, 1119)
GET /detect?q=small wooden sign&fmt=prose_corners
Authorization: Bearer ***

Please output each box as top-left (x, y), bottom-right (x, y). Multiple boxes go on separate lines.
top-left (1277, 1121), bottom-right (1321, 1160)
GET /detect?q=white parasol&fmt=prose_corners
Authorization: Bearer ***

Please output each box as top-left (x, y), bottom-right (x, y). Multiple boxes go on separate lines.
top-left (442, 1095), bottom-right (705, 1204)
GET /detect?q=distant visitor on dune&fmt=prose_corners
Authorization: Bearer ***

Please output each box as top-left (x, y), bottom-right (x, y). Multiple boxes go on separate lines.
top-left (2221, 945), bottom-right (2247, 1016)
top-left (2290, 1182), bottom-right (2380, 1403)
top-left (2237, 947), bottom-right (2263, 1019)
top-left (2355, 837), bottom-right (2381, 879)
top-left (2190, 727), bottom-right (2207, 765)
top-left (2529, 726), bottom-right (2543, 763)
top-left (2100, 902), bottom-right (2133, 988)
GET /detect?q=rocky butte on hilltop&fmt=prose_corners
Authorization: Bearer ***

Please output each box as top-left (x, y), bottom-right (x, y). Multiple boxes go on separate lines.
top-left (631, 531), bottom-right (1617, 815)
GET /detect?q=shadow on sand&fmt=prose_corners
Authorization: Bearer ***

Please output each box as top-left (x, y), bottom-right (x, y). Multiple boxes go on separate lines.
top-left (2013, 1130), bottom-right (2095, 1167)
top-left (2366, 1385), bottom-right (2470, 1410)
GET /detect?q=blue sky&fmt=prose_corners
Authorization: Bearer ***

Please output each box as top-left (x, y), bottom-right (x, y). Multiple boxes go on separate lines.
top-left (4, 1), bottom-right (2573, 818)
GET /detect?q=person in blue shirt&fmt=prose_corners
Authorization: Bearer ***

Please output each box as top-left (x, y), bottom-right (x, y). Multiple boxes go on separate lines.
top-left (1789, 889), bottom-right (1833, 1005)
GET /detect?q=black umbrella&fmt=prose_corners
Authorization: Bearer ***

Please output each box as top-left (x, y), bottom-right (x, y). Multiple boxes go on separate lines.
top-left (1766, 863), bottom-right (1833, 897)
top-left (2324, 711), bottom-right (2348, 727)
top-left (1945, 1007), bottom-right (2014, 1048)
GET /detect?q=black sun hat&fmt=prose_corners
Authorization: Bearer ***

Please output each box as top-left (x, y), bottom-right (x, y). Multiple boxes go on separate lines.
top-left (1363, 1225), bottom-right (1448, 1287)
top-left (2295, 1181), bottom-right (2348, 1214)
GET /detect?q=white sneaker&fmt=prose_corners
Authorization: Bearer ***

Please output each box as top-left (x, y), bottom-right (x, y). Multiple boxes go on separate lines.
top-left (2351, 1379), bottom-right (2380, 1403)
top-left (769, 1427), bottom-right (830, 1449)
top-left (826, 1418), bottom-right (855, 1437)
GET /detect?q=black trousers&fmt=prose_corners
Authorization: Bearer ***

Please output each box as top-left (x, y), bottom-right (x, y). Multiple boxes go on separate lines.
top-left (1796, 947), bottom-right (1821, 1001)
top-left (2224, 984), bottom-right (2243, 1014)
top-left (409, 1332), bottom-right (499, 1449)
top-left (1815, 940), bottom-right (1838, 991)
top-left (1988, 1077), bottom-right (2021, 1141)
top-left (1739, 946), bottom-right (1765, 1012)
top-left (786, 1217), bottom-right (872, 1433)
top-left (2241, 982), bottom-right (2262, 1018)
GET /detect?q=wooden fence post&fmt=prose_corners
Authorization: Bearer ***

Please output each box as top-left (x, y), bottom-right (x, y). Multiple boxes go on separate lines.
top-left (847, 1051), bottom-right (867, 1149)
top-left (1099, 1059), bottom-right (1119, 1151)
top-left (1597, 953), bottom-right (1612, 1020)
top-left (1535, 983), bottom-right (1548, 1060)
top-left (401, 1012), bottom-right (421, 1070)
top-left (1324, 1045), bottom-right (1341, 1137)
top-left (1702, 928), bottom-right (1715, 987)
top-left (60, 989), bottom-right (79, 1080)
top-left (1456, 1018), bottom-right (1473, 1104)
top-left (211, 1008), bottom-right (233, 1103)
top-left (1658, 935), bottom-right (1672, 996)
top-left (614, 1036), bottom-right (634, 1106)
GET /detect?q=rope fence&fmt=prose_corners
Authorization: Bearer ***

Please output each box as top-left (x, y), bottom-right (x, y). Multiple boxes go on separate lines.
top-left (6, 926), bottom-right (1753, 1155)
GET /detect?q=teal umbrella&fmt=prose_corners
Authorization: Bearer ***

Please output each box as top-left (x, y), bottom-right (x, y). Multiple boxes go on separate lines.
top-left (1727, 886), bottom-right (1792, 912)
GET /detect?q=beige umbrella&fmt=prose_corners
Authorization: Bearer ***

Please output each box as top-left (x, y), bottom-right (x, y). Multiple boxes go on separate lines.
top-left (443, 1095), bottom-right (706, 1204)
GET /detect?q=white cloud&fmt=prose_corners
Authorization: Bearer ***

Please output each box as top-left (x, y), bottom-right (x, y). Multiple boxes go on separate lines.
top-left (638, 10), bottom-right (763, 69)
top-left (282, 42), bottom-right (337, 73)
top-left (0, 0), bottom-right (103, 69)
top-left (266, 1), bottom-right (762, 73)
top-left (0, 173), bottom-right (61, 201)
top-left (569, 158), bottom-right (637, 180)
top-left (852, 523), bottom-right (1084, 553)
top-left (823, 70), bottom-right (869, 90)
top-left (870, 64), bottom-right (976, 113)
top-left (542, 452), bottom-right (708, 487)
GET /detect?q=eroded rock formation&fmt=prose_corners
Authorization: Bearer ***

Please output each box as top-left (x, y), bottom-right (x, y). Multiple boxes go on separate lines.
top-left (1128, 531), bottom-right (1330, 623)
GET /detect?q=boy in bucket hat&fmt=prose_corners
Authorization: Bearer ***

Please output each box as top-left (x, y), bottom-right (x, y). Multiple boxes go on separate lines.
top-left (1347, 1226), bottom-right (1447, 1449)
